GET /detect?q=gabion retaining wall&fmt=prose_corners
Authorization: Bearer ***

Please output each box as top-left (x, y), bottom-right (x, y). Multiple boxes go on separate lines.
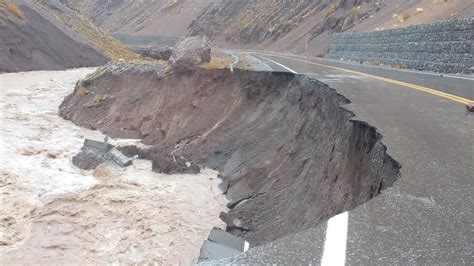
top-left (328, 18), bottom-right (474, 73)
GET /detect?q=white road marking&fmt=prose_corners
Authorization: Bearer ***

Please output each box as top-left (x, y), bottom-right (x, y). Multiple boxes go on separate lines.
top-left (256, 51), bottom-right (474, 81)
top-left (243, 54), bottom-right (352, 264)
top-left (258, 55), bottom-right (298, 74)
top-left (321, 211), bottom-right (349, 266)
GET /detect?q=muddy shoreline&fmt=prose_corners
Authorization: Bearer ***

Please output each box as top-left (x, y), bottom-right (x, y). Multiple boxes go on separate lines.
top-left (59, 65), bottom-right (401, 245)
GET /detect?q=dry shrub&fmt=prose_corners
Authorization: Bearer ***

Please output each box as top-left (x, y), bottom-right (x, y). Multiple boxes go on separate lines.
top-left (350, 6), bottom-right (360, 16)
top-left (6, 1), bottom-right (23, 19)
top-left (398, 13), bottom-right (410, 23)
top-left (325, 4), bottom-right (338, 18)
top-left (77, 87), bottom-right (87, 96)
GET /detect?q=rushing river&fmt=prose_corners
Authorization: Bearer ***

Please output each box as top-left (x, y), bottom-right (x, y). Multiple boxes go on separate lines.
top-left (0, 68), bottom-right (228, 265)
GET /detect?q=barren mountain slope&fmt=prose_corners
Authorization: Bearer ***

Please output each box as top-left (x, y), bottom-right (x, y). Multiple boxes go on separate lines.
top-left (0, 0), bottom-right (107, 72)
top-left (57, 0), bottom-right (213, 36)
top-left (189, 0), bottom-right (474, 55)
top-left (61, 0), bottom-right (473, 56)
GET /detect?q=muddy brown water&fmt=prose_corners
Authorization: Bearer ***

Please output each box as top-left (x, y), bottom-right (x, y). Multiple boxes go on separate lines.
top-left (0, 69), bottom-right (228, 265)
top-left (60, 67), bottom-right (401, 246)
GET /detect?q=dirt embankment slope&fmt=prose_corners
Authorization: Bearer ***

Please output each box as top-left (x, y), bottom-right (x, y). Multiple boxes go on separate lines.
top-left (0, 1), bottom-right (107, 72)
top-left (59, 65), bottom-right (401, 245)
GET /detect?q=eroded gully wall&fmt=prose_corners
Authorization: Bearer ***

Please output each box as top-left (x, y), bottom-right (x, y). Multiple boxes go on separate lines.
top-left (59, 66), bottom-right (401, 245)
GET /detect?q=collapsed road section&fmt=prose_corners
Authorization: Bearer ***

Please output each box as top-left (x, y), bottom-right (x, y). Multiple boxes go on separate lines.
top-left (59, 62), bottom-right (401, 246)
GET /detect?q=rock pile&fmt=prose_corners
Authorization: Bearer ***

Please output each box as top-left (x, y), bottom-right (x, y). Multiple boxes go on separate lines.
top-left (118, 145), bottom-right (201, 174)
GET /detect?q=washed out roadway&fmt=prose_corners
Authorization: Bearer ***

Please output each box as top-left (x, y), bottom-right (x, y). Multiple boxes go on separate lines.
top-left (215, 52), bottom-right (474, 264)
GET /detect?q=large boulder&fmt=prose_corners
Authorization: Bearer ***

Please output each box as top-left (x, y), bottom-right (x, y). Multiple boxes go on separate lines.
top-left (170, 36), bottom-right (211, 69)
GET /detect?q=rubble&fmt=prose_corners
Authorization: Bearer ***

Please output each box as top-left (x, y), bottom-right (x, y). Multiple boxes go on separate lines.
top-left (467, 102), bottom-right (474, 112)
top-left (72, 139), bottom-right (134, 170)
top-left (118, 145), bottom-right (201, 174)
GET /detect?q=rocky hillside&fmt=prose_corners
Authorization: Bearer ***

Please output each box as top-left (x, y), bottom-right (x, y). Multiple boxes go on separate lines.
top-left (33, 0), bottom-right (139, 61)
top-left (57, 0), bottom-right (213, 36)
top-left (56, 0), bottom-right (473, 56)
top-left (0, 0), bottom-right (107, 72)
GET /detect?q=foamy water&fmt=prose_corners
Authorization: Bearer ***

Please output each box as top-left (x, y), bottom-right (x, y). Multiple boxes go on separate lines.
top-left (0, 68), bottom-right (228, 265)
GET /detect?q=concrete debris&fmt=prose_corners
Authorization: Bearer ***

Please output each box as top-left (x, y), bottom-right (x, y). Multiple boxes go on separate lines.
top-left (467, 102), bottom-right (474, 112)
top-left (73, 139), bottom-right (134, 170)
top-left (170, 36), bottom-right (211, 69)
top-left (198, 228), bottom-right (249, 262)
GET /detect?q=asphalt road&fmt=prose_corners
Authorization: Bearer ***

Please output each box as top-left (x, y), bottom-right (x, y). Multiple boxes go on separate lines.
top-left (217, 53), bottom-right (474, 264)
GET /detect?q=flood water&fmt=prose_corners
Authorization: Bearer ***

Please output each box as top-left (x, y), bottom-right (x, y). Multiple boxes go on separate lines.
top-left (0, 68), bottom-right (228, 265)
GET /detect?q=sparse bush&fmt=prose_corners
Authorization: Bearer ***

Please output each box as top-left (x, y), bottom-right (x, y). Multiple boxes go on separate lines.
top-left (325, 3), bottom-right (338, 18)
top-left (93, 95), bottom-right (105, 104)
top-left (201, 56), bottom-right (235, 70)
top-left (6, 1), bottom-right (23, 19)
top-left (77, 87), bottom-right (87, 96)
top-left (350, 6), bottom-right (360, 16)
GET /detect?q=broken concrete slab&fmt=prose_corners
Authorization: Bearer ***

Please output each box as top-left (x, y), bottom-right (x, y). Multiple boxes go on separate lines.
top-left (208, 228), bottom-right (249, 252)
top-left (107, 147), bottom-right (133, 167)
top-left (198, 240), bottom-right (243, 262)
top-left (73, 139), bottom-right (134, 169)
top-left (198, 227), bottom-right (249, 262)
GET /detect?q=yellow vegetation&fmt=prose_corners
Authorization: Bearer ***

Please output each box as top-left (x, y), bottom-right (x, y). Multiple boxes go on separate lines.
top-left (200, 55), bottom-right (235, 70)
top-left (397, 13), bottom-right (409, 23)
top-left (32, 0), bottom-right (140, 61)
top-left (325, 3), bottom-right (338, 18)
top-left (77, 87), bottom-right (87, 96)
top-left (6, 1), bottom-right (23, 19)
top-left (93, 94), bottom-right (105, 104)
top-left (350, 6), bottom-right (360, 16)
top-left (164, 64), bottom-right (174, 74)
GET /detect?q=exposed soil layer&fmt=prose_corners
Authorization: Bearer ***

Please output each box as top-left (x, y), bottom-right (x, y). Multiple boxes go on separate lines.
top-left (0, 4), bottom-right (108, 73)
top-left (59, 66), bottom-right (401, 245)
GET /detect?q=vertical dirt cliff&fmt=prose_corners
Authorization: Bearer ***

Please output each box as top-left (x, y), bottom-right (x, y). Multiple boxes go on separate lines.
top-left (59, 65), bottom-right (401, 245)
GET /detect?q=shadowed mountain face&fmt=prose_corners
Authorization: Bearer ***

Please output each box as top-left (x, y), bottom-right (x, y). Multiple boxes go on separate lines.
top-left (0, 2), bottom-right (107, 72)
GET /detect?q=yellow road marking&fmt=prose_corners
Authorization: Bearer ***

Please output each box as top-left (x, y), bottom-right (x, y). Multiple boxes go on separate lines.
top-left (265, 54), bottom-right (473, 105)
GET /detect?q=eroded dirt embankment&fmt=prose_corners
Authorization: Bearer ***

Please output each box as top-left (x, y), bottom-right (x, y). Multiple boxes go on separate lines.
top-left (60, 66), bottom-right (401, 245)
